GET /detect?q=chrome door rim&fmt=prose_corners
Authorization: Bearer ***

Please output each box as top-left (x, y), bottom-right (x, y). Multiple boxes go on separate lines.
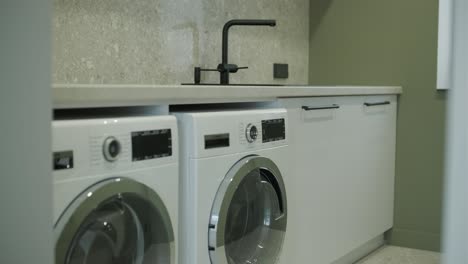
top-left (54, 177), bottom-right (175, 264)
top-left (208, 156), bottom-right (287, 264)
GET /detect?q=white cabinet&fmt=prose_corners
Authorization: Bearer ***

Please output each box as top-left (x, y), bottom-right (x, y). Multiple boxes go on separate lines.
top-left (279, 95), bottom-right (397, 263)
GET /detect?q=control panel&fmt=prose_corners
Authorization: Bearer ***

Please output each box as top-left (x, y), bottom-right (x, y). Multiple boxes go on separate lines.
top-left (176, 108), bottom-right (287, 158)
top-left (239, 118), bottom-right (286, 145)
top-left (52, 116), bottom-right (177, 176)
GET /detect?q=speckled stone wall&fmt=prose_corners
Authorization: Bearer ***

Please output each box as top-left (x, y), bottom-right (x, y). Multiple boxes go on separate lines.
top-left (53, 0), bottom-right (309, 85)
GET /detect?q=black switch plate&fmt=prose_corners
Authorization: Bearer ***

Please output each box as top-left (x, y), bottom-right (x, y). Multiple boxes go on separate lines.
top-left (273, 63), bottom-right (289, 79)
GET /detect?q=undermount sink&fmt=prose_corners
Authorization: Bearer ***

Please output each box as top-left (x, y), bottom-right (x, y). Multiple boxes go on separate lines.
top-left (181, 83), bottom-right (285, 86)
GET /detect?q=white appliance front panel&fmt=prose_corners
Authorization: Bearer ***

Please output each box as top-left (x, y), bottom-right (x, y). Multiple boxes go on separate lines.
top-left (53, 163), bottom-right (178, 227)
top-left (53, 116), bottom-right (178, 183)
top-left (175, 109), bottom-right (288, 159)
top-left (178, 145), bottom-right (293, 264)
top-left (52, 115), bottom-right (179, 264)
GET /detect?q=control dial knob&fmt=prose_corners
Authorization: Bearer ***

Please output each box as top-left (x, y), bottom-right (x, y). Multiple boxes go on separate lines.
top-left (103, 136), bottom-right (121, 162)
top-left (245, 124), bottom-right (258, 143)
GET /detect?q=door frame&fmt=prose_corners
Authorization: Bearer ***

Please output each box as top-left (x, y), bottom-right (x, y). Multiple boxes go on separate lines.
top-left (0, 1), bottom-right (52, 263)
top-left (55, 178), bottom-right (175, 264)
top-left (442, 0), bottom-right (468, 262)
top-left (208, 155), bottom-right (288, 264)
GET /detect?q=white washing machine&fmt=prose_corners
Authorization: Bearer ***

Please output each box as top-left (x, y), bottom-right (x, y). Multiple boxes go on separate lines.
top-left (175, 109), bottom-right (292, 264)
top-left (53, 116), bottom-right (178, 264)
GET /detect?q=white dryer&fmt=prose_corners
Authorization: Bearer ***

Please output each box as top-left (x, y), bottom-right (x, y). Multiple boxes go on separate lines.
top-left (175, 109), bottom-right (292, 264)
top-left (53, 116), bottom-right (178, 264)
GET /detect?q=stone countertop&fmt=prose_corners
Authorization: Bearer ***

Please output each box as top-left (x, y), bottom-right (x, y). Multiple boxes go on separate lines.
top-left (53, 84), bottom-right (402, 109)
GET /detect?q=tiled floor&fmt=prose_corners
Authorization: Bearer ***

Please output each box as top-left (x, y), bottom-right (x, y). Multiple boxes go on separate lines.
top-left (355, 245), bottom-right (441, 264)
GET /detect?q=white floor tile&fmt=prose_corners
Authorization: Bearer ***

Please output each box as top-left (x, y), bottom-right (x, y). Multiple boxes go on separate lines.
top-left (355, 245), bottom-right (441, 264)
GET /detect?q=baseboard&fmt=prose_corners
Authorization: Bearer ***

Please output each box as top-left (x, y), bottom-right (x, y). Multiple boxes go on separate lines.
top-left (331, 235), bottom-right (385, 264)
top-left (387, 228), bottom-right (441, 252)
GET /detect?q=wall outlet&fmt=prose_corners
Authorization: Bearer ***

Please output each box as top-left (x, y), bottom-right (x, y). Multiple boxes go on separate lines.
top-left (274, 63), bottom-right (289, 79)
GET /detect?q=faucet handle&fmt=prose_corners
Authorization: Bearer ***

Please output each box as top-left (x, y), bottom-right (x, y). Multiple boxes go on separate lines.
top-left (230, 65), bottom-right (248, 73)
top-left (194, 66), bottom-right (218, 84)
top-left (217, 64), bottom-right (249, 73)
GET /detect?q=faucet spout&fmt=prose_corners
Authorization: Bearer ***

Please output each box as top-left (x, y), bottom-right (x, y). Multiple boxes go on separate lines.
top-left (220, 19), bottom-right (276, 85)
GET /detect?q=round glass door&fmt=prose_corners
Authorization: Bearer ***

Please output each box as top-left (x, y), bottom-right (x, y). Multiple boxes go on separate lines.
top-left (209, 156), bottom-right (287, 264)
top-left (55, 178), bottom-right (174, 264)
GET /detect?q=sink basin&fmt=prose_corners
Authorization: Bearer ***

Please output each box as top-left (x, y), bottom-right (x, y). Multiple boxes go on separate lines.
top-left (181, 83), bottom-right (285, 86)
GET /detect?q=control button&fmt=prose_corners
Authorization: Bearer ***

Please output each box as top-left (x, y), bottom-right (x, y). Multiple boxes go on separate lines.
top-left (103, 136), bottom-right (121, 162)
top-left (245, 124), bottom-right (258, 143)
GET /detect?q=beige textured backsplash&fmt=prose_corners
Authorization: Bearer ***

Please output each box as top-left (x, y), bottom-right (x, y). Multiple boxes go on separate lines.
top-left (53, 0), bottom-right (309, 85)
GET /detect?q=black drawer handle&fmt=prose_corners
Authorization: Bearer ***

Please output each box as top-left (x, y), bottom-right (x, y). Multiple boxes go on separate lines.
top-left (364, 101), bottom-right (390, 107)
top-left (302, 104), bottom-right (340, 111)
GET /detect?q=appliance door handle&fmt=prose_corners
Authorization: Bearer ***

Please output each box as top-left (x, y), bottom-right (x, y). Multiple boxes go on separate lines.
top-left (302, 104), bottom-right (340, 111)
top-left (364, 101), bottom-right (390, 107)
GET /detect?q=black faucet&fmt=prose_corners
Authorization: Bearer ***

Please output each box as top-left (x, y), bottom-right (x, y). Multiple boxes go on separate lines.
top-left (217, 19), bottom-right (277, 85)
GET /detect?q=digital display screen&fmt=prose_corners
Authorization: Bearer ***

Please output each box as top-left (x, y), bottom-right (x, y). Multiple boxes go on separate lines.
top-left (131, 129), bottom-right (172, 161)
top-left (262, 118), bottom-right (285, 143)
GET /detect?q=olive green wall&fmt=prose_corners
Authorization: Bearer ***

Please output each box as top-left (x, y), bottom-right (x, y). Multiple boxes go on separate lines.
top-left (308, 0), bottom-right (446, 251)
